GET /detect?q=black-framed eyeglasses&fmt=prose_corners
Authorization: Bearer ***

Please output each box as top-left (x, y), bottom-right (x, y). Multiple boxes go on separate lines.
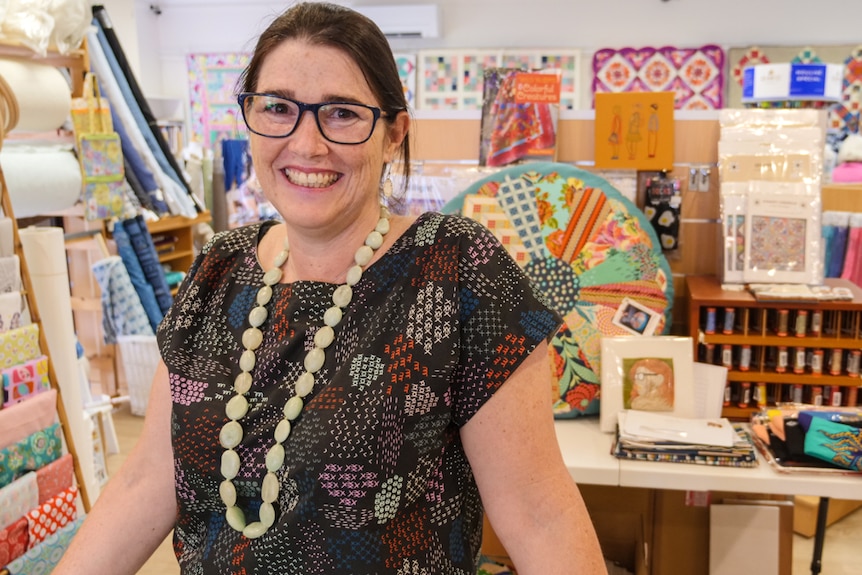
top-left (237, 92), bottom-right (388, 145)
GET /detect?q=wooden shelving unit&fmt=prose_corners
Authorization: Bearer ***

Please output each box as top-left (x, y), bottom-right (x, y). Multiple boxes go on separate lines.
top-left (146, 211), bottom-right (210, 293)
top-left (687, 274), bottom-right (862, 420)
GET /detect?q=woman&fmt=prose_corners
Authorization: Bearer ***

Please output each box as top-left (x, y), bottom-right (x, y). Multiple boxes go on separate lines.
top-left (55, 3), bottom-right (606, 573)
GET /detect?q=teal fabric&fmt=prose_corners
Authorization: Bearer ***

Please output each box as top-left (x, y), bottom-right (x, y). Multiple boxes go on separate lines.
top-left (803, 417), bottom-right (862, 471)
top-left (0, 423), bottom-right (63, 488)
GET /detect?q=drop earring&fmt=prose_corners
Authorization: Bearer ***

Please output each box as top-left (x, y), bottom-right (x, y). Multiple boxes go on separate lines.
top-left (381, 163), bottom-right (393, 198)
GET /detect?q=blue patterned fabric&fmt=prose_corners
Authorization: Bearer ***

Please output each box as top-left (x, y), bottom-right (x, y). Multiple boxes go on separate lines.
top-left (122, 216), bottom-right (173, 316)
top-left (91, 256), bottom-right (155, 343)
top-left (112, 220), bottom-right (164, 331)
top-left (157, 213), bottom-right (561, 573)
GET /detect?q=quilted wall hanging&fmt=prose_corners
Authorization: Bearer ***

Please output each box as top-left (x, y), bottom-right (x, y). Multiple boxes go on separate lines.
top-left (726, 45), bottom-right (862, 139)
top-left (592, 45), bottom-right (725, 110)
top-left (186, 53), bottom-right (251, 149)
top-left (442, 162), bottom-right (674, 418)
top-left (417, 49), bottom-right (580, 111)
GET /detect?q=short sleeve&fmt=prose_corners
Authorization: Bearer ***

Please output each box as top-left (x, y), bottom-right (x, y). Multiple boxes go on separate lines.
top-left (446, 216), bottom-right (562, 426)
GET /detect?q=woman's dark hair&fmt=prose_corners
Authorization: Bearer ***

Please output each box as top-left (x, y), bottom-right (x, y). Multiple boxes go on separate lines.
top-left (239, 2), bottom-right (411, 186)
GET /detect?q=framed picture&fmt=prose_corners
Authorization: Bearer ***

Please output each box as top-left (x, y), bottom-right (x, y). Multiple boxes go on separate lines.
top-left (612, 297), bottom-right (662, 336)
top-left (600, 336), bottom-right (696, 432)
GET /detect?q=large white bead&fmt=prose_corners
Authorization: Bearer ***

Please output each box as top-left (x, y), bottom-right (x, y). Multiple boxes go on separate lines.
top-left (248, 305), bottom-right (268, 328)
top-left (314, 325), bottom-right (335, 349)
top-left (273, 247), bottom-right (289, 268)
top-left (235, 372), bottom-right (252, 394)
top-left (284, 396), bottom-right (304, 421)
top-left (259, 502), bottom-right (276, 528)
top-left (365, 230), bottom-right (384, 249)
top-left (219, 421), bottom-right (243, 449)
top-left (263, 267), bottom-right (282, 286)
top-left (242, 327), bottom-right (263, 350)
top-left (226, 506), bottom-right (246, 532)
top-left (261, 472), bottom-right (280, 503)
top-left (324, 306), bottom-right (343, 327)
top-left (345, 265), bottom-right (363, 287)
top-left (219, 479), bottom-right (237, 507)
top-left (332, 285), bottom-right (352, 308)
top-left (274, 419), bottom-right (291, 443)
top-left (256, 285), bottom-right (273, 306)
top-left (240, 349), bottom-right (256, 372)
top-left (221, 449), bottom-right (241, 479)
top-left (376, 217), bottom-right (390, 235)
top-left (243, 521), bottom-right (267, 539)
top-left (304, 347), bottom-right (325, 373)
top-left (265, 443), bottom-right (285, 472)
top-left (295, 372), bottom-right (314, 398)
top-left (226, 394), bottom-right (249, 420)
top-left (355, 245), bottom-right (373, 266)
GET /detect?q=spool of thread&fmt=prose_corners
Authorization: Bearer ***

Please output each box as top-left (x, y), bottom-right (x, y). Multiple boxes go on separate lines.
top-left (704, 307), bottom-right (717, 334)
top-left (811, 386), bottom-right (823, 406)
top-left (776, 309), bottom-right (789, 336)
top-left (810, 310), bottom-right (822, 337)
top-left (848, 350), bottom-right (861, 377)
top-left (776, 346), bottom-right (788, 373)
top-left (830, 349), bottom-right (843, 376)
top-left (794, 310), bottom-right (808, 337)
top-left (722, 307), bottom-right (735, 334)
top-left (793, 347), bottom-right (806, 374)
top-left (739, 345), bottom-right (751, 371)
top-left (738, 382), bottom-right (751, 408)
top-left (791, 384), bottom-right (803, 403)
top-left (721, 344), bottom-right (733, 368)
top-left (811, 349), bottom-right (823, 375)
top-left (755, 383), bottom-right (768, 408)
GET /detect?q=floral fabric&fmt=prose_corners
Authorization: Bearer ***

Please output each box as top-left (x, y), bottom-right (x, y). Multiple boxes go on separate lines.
top-left (158, 213), bottom-right (560, 574)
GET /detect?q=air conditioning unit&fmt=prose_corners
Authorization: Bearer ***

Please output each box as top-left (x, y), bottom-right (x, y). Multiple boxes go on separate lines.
top-left (354, 4), bottom-right (440, 39)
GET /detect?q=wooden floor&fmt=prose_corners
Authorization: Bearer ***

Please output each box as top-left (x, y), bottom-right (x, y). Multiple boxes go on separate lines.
top-left (107, 403), bottom-right (861, 575)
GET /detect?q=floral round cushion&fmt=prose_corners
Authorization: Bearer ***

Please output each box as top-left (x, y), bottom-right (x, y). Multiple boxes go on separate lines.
top-left (442, 162), bottom-right (673, 418)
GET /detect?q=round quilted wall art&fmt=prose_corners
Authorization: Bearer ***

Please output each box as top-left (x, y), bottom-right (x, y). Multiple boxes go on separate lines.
top-left (443, 162), bottom-right (674, 418)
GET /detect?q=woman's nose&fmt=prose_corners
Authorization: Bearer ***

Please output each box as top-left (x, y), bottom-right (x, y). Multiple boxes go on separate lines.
top-left (287, 110), bottom-right (328, 155)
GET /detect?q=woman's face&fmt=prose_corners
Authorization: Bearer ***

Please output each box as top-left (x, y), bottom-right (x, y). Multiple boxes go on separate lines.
top-left (249, 39), bottom-right (407, 235)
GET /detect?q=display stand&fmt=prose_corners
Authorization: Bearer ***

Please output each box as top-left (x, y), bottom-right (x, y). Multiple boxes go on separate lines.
top-left (0, 166), bottom-right (92, 511)
top-left (687, 274), bottom-right (862, 420)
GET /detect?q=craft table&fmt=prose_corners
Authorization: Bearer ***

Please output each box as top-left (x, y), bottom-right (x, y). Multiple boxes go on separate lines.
top-left (554, 418), bottom-right (861, 575)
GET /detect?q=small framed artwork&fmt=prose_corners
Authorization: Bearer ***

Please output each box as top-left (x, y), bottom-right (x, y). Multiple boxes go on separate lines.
top-left (600, 336), bottom-right (696, 432)
top-left (612, 297), bottom-right (662, 336)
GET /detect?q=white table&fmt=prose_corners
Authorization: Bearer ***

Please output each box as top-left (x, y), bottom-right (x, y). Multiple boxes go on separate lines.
top-left (554, 417), bottom-right (862, 574)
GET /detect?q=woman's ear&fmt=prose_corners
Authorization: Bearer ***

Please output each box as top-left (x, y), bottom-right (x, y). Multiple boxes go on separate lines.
top-left (384, 110), bottom-right (410, 163)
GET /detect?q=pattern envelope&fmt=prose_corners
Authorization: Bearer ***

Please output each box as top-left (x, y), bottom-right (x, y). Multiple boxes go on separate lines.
top-left (443, 162), bottom-right (674, 418)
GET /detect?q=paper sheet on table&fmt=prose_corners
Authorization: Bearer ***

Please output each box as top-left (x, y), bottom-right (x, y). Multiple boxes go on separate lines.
top-left (620, 410), bottom-right (737, 447)
top-left (693, 362), bottom-right (728, 419)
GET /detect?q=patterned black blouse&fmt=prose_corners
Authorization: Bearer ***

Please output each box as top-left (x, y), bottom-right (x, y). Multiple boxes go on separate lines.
top-left (157, 212), bottom-right (561, 574)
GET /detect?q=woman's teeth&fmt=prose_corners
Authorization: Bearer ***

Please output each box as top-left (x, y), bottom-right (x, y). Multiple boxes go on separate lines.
top-left (285, 169), bottom-right (339, 188)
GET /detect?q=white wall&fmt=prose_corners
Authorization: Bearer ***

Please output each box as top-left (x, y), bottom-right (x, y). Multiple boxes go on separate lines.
top-left (104, 0), bottom-right (861, 111)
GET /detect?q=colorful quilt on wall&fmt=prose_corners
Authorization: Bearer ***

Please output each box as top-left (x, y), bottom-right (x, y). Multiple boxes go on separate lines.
top-left (418, 49), bottom-right (580, 111)
top-left (726, 45), bottom-right (862, 139)
top-left (186, 53), bottom-right (251, 149)
top-left (592, 45), bottom-right (725, 110)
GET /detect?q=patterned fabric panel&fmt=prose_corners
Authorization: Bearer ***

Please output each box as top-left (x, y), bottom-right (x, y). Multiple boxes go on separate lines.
top-left (157, 213), bottom-right (561, 574)
top-left (443, 162), bottom-right (673, 419)
top-left (0, 423), bottom-right (63, 488)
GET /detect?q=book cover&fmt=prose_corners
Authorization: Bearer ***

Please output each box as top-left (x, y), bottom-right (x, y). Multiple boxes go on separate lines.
top-left (478, 68), bottom-right (561, 167)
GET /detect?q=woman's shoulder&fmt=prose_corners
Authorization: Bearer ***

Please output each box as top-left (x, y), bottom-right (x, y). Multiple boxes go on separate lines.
top-left (201, 220), bottom-right (277, 256)
top-left (409, 211), bottom-right (496, 242)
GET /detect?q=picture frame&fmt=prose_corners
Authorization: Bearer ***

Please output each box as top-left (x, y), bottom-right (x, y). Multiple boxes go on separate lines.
top-left (600, 336), bottom-right (696, 432)
top-left (612, 297), bottom-right (662, 336)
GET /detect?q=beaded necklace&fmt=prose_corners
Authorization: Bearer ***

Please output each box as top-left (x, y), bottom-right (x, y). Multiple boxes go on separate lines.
top-left (218, 207), bottom-right (391, 539)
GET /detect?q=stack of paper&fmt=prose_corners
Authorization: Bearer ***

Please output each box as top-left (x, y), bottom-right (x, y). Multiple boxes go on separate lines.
top-left (613, 411), bottom-right (758, 467)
